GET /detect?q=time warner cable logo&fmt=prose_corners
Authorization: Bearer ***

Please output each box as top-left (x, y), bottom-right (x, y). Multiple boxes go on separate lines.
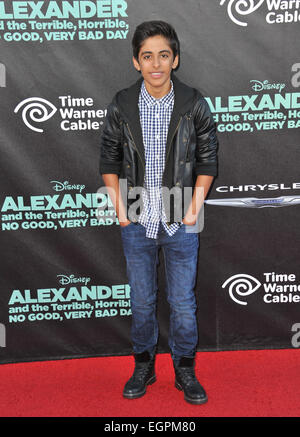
top-left (14, 95), bottom-right (107, 132)
top-left (222, 274), bottom-right (261, 305)
top-left (14, 97), bottom-right (57, 133)
top-left (220, 0), bottom-right (300, 25)
top-left (220, 0), bottom-right (265, 26)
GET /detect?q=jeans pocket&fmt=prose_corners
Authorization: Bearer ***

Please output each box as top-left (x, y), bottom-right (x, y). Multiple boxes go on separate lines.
top-left (182, 222), bottom-right (200, 234)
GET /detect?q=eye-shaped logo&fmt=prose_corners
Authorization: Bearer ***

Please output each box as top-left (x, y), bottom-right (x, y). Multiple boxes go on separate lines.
top-left (14, 97), bottom-right (57, 133)
top-left (220, 0), bottom-right (265, 27)
top-left (222, 274), bottom-right (261, 305)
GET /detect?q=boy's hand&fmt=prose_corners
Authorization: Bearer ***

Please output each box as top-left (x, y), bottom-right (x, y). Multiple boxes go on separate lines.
top-left (120, 219), bottom-right (132, 227)
top-left (182, 216), bottom-right (197, 226)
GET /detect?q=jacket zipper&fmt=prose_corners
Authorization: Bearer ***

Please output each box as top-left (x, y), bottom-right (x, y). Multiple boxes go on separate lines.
top-left (163, 116), bottom-right (182, 186)
top-left (184, 113), bottom-right (191, 162)
top-left (125, 122), bottom-right (145, 170)
top-left (165, 116), bottom-right (182, 165)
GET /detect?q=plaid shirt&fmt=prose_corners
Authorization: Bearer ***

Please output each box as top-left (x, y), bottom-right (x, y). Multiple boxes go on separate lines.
top-left (138, 81), bottom-right (181, 239)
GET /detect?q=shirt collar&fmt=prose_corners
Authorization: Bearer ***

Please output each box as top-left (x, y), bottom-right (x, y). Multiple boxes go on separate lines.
top-left (140, 80), bottom-right (174, 108)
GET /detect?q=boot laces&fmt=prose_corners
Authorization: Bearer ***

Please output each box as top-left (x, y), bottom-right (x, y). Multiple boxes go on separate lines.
top-left (132, 363), bottom-right (151, 382)
top-left (178, 367), bottom-right (197, 386)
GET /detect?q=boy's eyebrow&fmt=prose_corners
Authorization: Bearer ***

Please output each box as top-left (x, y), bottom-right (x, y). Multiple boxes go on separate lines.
top-left (140, 49), bottom-right (172, 55)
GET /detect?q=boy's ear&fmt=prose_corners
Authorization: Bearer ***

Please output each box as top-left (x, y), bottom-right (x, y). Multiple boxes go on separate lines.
top-left (172, 54), bottom-right (179, 70)
top-left (132, 56), bottom-right (141, 72)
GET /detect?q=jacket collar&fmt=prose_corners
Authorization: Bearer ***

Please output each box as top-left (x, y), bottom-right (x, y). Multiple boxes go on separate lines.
top-left (117, 74), bottom-right (195, 117)
top-left (116, 74), bottom-right (196, 164)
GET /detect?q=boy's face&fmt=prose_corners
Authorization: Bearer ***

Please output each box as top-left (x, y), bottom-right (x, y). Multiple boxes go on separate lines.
top-left (133, 35), bottom-right (179, 96)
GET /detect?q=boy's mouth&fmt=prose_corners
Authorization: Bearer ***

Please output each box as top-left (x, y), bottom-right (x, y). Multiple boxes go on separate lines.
top-left (150, 72), bottom-right (164, 78)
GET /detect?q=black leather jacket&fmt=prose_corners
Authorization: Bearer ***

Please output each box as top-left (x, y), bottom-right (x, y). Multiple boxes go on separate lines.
top-left (100, 75), bottom-right (218, 223)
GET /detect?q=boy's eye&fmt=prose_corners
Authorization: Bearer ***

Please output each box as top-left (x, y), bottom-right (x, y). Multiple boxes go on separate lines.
top-left (142, 53), bottom-right (169, 61)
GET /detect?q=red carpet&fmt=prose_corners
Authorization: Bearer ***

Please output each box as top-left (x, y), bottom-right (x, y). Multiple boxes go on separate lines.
top-left (0, 349), bottom-right (300, 417)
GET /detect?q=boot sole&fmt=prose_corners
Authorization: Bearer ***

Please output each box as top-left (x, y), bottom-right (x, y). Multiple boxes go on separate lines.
top-left (175, 381), bottom-right (208, 405)
top-left (123, 375), bottom-right (156, 399)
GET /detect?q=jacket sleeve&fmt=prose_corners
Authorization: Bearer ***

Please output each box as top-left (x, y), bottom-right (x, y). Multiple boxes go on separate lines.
top-left (99, 96), bottom-right (123, 175)
top-left (193, 95), bottom-right (218, 177)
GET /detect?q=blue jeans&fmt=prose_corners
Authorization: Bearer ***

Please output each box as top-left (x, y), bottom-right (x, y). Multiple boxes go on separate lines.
top-left (120, 221), bottom-right (199, 363)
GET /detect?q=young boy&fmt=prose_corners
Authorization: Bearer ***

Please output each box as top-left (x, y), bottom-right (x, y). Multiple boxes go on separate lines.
top-left (100, 21), bottom-right (218, 405)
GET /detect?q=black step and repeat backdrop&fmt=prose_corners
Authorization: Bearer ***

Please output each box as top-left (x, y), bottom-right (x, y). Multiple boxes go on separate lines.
top-left (0, 0), bottom-right (300, 363)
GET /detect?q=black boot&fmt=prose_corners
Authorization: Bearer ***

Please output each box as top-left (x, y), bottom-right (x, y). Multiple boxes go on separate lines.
top-left (174, 357), bottom-right (208, 405)
top-left (123, 351), bottom-right (156, 399)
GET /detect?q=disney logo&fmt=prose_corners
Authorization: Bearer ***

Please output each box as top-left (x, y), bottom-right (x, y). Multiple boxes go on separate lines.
top-left (250, 80), bottom-right (285, 93)
top-left (57, 275), bottom-right (91, 286)
top-left (50, 180), bottom-right (85, 193)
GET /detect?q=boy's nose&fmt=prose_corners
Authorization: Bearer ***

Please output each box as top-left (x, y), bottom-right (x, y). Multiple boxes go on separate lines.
top-left (152, 56), bottom-right (160, 68)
